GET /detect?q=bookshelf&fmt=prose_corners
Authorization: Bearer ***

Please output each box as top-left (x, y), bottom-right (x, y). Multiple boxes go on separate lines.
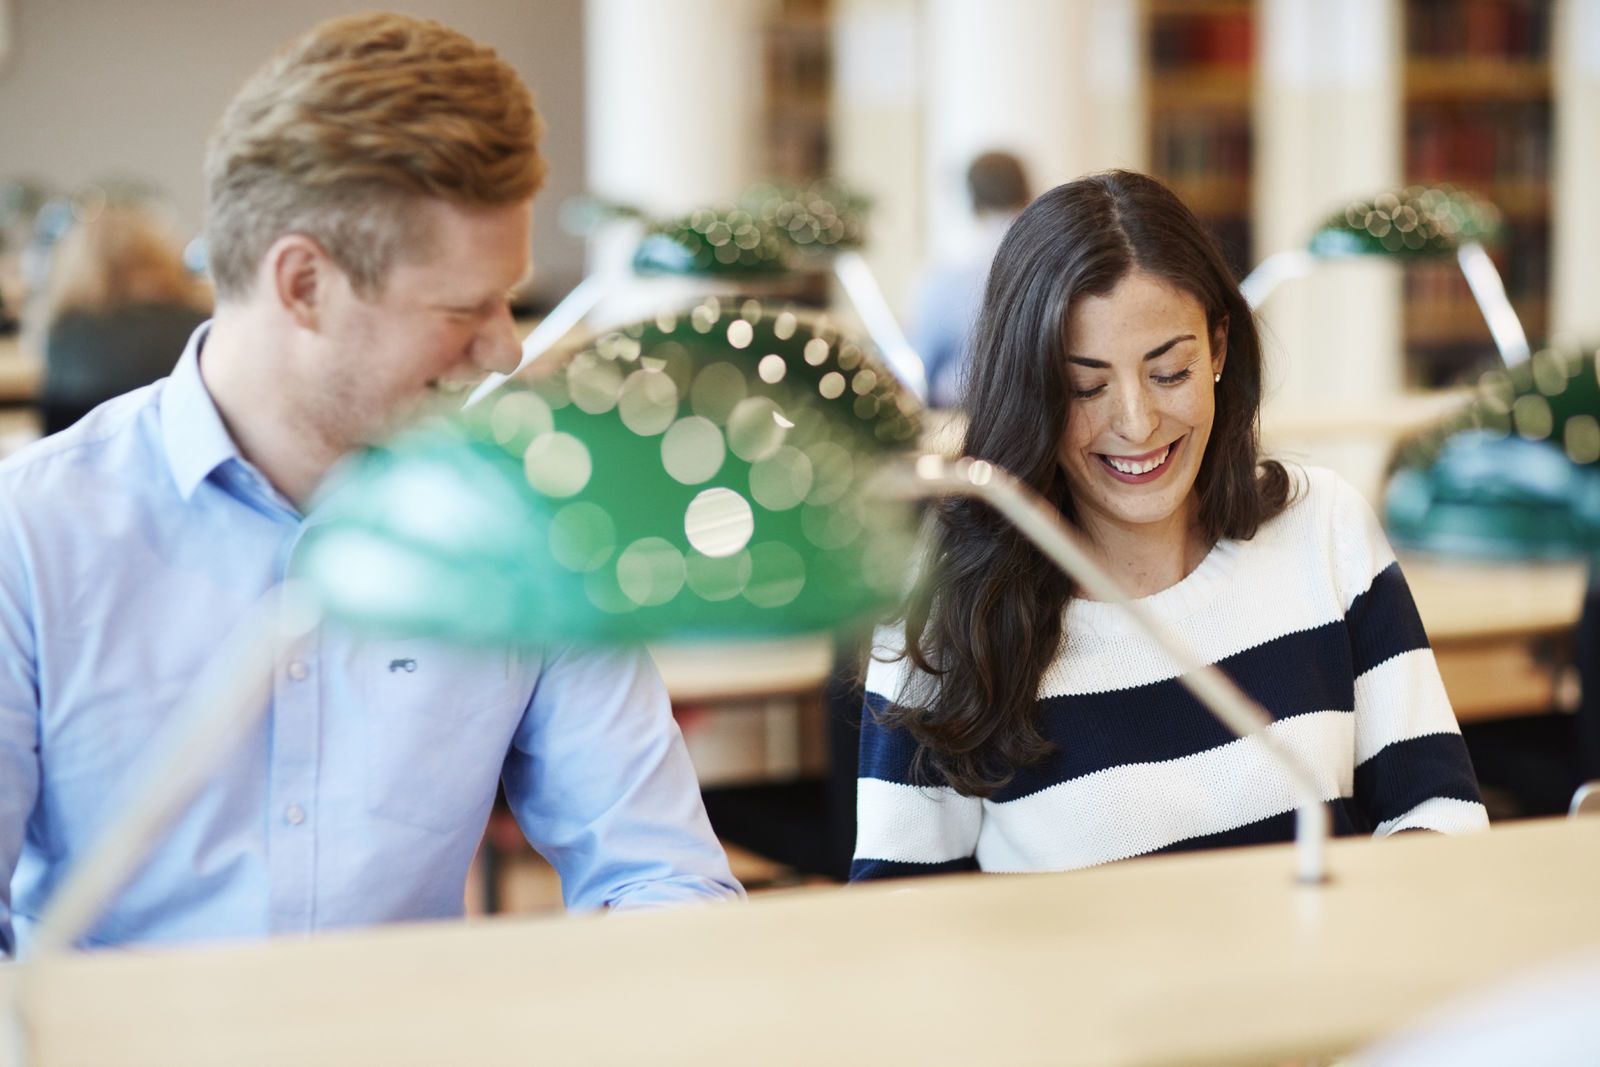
top-left (762, 0), bottom-right (834, 180)
top-left (1402, 0), bottom-right (1554, 385)
top-left (1143, 0), bottom-right (1255, 278)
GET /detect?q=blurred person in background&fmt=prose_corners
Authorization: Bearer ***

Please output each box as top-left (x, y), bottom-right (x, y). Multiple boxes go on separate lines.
top-left (909, 150), bottom-right (1030, 408)
top-left (31, 203), bottom-right (208, 434)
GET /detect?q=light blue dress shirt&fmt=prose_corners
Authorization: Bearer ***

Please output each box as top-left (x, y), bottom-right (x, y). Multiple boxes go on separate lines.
top-left (0, 326), bottom-right (742, 955)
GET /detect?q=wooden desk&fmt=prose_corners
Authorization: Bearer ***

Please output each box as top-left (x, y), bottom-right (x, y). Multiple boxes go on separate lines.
top-left (1405, 554), bottom-right (1588, 721)
top-left (0, 335), bottom-right (39, 406)
top-left (5, 817), bottom-right (1597, 1066)
top-left (649, 635), bottom-right (833, 703)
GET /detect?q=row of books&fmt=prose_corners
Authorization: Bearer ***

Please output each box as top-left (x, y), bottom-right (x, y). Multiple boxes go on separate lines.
top-left (1405, 103), bottom-right (1552, 186)
top-left (1150, 115), bottom-right (1251, 182)
top-left (1403, 230), bottom-right (1548, 302)
top-left (1148, 11), bottom-right (1252, 71)
top-left (1405, 0), bottom-right (1550, 60)
top-left (764, 32), bottom-right (831, 101)
top-left (765, 116), bottom-right (830, 180)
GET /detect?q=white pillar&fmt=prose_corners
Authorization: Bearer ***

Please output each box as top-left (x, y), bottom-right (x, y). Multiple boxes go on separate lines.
top-left (1552, 0), bottom-right (1600, 341)
top-left (584, 0), bottom-right (764, 217)
top-left (832, 0), bottom-right (921, 314)
top-left (582, 0), bottom-right (766, 316)
top-left (1253, 0), bottom-right (1403, 503)
top-left (920, 0), bottom-right (1145, 263)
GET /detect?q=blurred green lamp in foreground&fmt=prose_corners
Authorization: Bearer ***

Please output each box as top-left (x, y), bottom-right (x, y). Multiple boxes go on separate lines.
top-left (1242, 185), bottom-right (1530, 367)
top-left (299, 300), bottom-right (922, 644)
top-left (1386, 339), bottom-right (1600, 558)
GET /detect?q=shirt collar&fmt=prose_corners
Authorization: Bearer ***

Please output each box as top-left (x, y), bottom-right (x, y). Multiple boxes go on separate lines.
top-left (160, 321), bottom-right (243, 501)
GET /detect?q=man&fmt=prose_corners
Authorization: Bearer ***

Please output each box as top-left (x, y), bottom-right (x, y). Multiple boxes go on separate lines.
top-left (0, 12), bottom-right (740, 956)
top-left (909, 150), bottom-right (1031, 408)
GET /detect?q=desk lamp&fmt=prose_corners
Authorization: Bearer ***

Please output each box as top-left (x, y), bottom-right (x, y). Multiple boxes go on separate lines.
top-left (1242, 185), bottom-right (1530, 367)
top-left (1385, 340), bottom-right (1600, 558)
top-left (472, 179), bottom-right (927, 406)
top-left (9, 301), bottom-right (1335, 1063)
top-left (1384, 339), bottom-right (1600, 825)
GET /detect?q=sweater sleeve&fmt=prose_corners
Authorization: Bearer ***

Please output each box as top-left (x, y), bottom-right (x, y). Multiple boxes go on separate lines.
top-left (850, 629), bottom-right (983, 881)
top-left (1321, 471), bottom-right (1490, 835)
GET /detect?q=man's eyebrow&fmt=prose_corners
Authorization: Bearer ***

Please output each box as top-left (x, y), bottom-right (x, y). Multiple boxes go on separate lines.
top-left (1066, 334), bottom-right (1197, 369)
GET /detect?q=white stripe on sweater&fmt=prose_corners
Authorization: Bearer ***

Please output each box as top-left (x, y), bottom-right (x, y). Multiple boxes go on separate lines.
top-left (1352, 646), bottom-right (1462, 766)
top-left (1375, 795), bottom-right (1489, 836)
top-left (854, 778), bottom-right (981, 865)
top-left (972, 710), bottom-right (1354, 872)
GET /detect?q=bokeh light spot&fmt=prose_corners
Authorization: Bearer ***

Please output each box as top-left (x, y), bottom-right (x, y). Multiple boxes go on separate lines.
top-left (567, 352), bottom-right (623, 414)
top-left (758, 354), bottom-right (787, 383)
top-left (749, 446), bottom-right (814, 511)
top-left (661, 416), bottom-right (727, 484)
top-left (489, 391), bottom-right (553, 453)
top-left (524, 432), bottom-right (592, 498)
top-left (685, 548), bottom-right (753, 602)
top-left (726, 396), bottom-right (789, 462)
top-left (685, 487), bottom-right (755, 558)
top-left (1564, 414), bottom-right (1600, 465)
top-left (690, 362), bottom-right (748, 425)
top-left (616, 537), bottom-right (686, 607)
top-left (549, 502), bottom-right (616, 572)
top-left (744, 542), bottom-right (807, 608)
top-left (618, 368), bottom-right (680, 437)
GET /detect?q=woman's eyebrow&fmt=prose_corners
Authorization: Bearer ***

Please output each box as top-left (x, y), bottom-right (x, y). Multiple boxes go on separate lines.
top-left (1066, 334), bottom-right (1196, 368)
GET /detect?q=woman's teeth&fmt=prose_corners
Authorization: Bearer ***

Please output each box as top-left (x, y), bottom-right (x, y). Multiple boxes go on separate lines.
top-left (1104, 444), bottom-right (1171, 475)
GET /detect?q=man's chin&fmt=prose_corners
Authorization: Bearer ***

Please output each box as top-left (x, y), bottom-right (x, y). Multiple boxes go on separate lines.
top-left (365, 393), bottom-right (459, 446)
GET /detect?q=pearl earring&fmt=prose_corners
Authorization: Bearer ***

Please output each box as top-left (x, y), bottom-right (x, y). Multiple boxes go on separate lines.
top-left (1213, 372), bottom-right (1222, 383)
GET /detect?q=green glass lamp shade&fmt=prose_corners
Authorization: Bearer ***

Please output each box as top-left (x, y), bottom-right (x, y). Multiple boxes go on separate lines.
top-left (297, 300), bottom-right (923, 644)
top-left (1308, 185), bottom-right (1500, 259)
top-left (632, 180), bottom-right (869, 277)
top-left (1386, 342), bottom-right (1600, 558)
top-left (740, 179), bottom-right (868, 255)
top-left (633, 206), bottom-right (790, 276)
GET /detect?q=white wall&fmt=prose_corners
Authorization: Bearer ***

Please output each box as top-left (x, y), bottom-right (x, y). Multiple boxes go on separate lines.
top-left (0, 0), bottom-right (587, 301)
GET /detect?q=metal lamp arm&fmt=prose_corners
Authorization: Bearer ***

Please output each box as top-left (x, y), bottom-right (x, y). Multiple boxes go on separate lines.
top-left (831, 251), bottom-right (928, 402)
top-left (1455, 242), bottom-right (1531, 368)
top-left (876, 454), bottom-right (1331, 885)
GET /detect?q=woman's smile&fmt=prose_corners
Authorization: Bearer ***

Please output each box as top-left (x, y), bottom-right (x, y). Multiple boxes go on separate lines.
top-left (1095, 435), bottom-right (1184, 483)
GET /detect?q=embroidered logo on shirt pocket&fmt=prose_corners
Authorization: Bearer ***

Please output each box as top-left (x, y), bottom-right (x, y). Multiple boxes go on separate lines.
top-left (361, 642), bottom-right (526, 834)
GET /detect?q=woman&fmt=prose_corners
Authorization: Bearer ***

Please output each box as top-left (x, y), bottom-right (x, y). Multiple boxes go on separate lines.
top-left (33, 203), bottom-right (208, 434)
top-left (852, 171), bottom-right (1487, 880)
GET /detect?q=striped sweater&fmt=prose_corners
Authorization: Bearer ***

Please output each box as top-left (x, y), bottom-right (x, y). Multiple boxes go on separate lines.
top-left (852, 465), bottom-right (1488, 881)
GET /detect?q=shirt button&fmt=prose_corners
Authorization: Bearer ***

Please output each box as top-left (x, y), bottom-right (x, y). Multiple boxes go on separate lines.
top-left (284, 803), bottom-right (306, 826)
top-left (286, 660), bottom-right (309, 681)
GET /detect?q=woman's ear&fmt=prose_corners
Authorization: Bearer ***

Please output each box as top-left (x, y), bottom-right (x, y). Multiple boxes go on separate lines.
top-left (1211, 315), bottom-right (1229, 378)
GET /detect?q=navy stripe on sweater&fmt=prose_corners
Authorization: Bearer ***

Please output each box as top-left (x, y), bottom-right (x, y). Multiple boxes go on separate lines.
top-left (848, 855), bottom-right (980, 882)
top-left (1352, 732), bottom-right (1482, 826)
top-left (1149, 800), bottom-right (1369, 856)
top-left (1346, 561), bottom-right (1431, 676)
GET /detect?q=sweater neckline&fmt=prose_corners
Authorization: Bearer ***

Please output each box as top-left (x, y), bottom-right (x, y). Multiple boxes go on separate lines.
top-left (1064, 536), bottom-right (1238, 634)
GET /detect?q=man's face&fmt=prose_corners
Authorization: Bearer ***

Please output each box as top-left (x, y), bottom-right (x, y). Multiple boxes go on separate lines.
top-left (308, 197), bottom-right (532, 451)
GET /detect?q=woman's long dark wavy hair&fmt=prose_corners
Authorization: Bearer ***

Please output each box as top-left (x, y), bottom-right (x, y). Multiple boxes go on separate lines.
top-left (886, 170), bottom-right (1291, 798)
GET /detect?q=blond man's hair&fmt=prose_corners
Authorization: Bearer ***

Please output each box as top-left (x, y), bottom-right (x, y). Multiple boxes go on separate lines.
top-left (204, 12), bottom-right (546, 301)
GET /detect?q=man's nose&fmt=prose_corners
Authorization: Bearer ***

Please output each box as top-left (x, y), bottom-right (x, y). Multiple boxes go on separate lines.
top-left (472, 304), bottom-right (523, 375)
